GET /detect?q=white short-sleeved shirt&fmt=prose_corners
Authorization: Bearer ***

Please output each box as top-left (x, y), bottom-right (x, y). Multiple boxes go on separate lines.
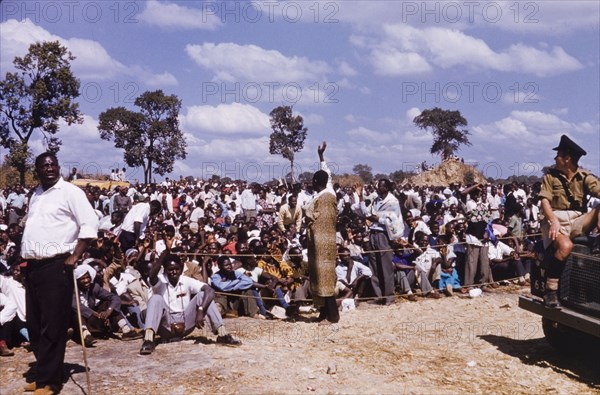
top-left (21, 178), bottom-right (99, 259)
top-left (153, 274), bottom-right (206, 313)
top-left (120, 202), bottom-right (151, 236)
top-left (488, 241), bottom-right (514, 261)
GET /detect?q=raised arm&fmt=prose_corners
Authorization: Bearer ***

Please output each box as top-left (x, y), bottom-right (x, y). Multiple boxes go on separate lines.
top-left (318, 141), bottom-right (333, 191)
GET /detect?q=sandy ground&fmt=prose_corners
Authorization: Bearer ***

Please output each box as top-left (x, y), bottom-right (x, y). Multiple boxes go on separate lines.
top-left (2, 286), bottom-right (599, 395)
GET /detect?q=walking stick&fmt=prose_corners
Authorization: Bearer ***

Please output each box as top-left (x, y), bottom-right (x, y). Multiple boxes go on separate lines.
top-left (72, 271), bottom-right (93, 395)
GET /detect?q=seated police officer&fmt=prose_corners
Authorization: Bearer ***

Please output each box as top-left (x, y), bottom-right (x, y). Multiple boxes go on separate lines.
top-left (538, 134), bottom-right (600, 308)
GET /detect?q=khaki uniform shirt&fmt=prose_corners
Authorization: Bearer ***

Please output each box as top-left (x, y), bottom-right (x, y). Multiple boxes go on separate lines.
top-left (539, 169), bottom-right (600, 211)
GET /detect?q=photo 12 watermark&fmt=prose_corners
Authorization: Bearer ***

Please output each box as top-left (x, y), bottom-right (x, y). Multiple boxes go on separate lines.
top-left (1, 1), bottom-right (140, 24)
top-left (199, 1), bottom-right (340, 24)
top-left (201, 81), bottom-right (339, 105)
top-left (397, 1), bottom-right (539, 24)
top-left (400, 81), bottom-right (539, 104)
top-left (79, 81), bottom-right (140, 105)
top-left (397, 320), bottom-right (541, 344)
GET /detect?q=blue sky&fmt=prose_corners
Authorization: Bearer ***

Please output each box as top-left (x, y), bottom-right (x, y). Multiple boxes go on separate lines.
top-left (1, 0), bottom-right (598, 183)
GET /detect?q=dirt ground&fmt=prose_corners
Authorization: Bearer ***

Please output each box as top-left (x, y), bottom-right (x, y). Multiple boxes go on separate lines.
top-left (2, 286), bottom-right (599, 395)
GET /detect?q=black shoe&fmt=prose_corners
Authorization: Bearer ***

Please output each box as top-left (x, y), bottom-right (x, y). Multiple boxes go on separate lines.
top-left (121, 329), bottom-right (144, 341)
top-left (543, 291), bottom-right (561, 309)
top-left (216, 334), bottom-right (242, 347)
top-left (139, 340), bottom-right (155, 355)
top-left (83, 334), bottom-right (96, 348)
top-left (285, 305), bottom-right (299, 317)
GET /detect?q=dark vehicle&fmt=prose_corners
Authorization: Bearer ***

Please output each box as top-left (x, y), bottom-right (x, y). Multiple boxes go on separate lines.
top-left (519, 237), bottom-right (600, 352)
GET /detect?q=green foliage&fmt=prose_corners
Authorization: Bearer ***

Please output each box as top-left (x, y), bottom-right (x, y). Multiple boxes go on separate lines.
top-left (98, 90), bottom-right (187, 184)
top-left (268, 106), bottom-right (307, 182)
top-left (413, 107), bottom-right (471, 160)
top-left (0, 41), bottom-right (82, 184)
top-left (353, 163), bottom-right (373, 183)
top-left (389, 169), bottom-right (415, 185)
top-left (464, 169), bottom-right (475, 185)
top-left (298, 171), bottom-right (313, 183)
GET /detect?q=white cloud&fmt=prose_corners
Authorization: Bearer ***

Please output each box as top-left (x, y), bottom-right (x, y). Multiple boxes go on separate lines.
top-left (141, 71), bottom-right (179, 88)
top-left (22, 115), bottom-right (123, 177)
top-left (0, 19), bottom-right (176, 84)
top-left (139, 0), bottom-right (222, 30)
top-left (376, 24), bottom-right (583, 77)
top-left (338, 61), bottom-right (358, 76)
top-left (181, 103), bottom-right (270, 135)
top-left (552, 108), bottom-right (569, 116)
top-left (370, 47), bottom-right (432, 76)
top-left (185, 42), bottom-right (331, 83)
top-left (472, 111), bottom-right (596, 148)
top-left (406, 107), bottom-right (422, 122)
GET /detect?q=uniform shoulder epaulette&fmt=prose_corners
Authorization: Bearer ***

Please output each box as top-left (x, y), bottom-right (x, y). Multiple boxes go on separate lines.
top-left (547, 168), bottom-right (562, 177)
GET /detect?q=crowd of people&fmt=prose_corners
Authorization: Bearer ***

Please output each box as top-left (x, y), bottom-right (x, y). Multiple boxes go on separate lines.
top-left (1, 152), bottom-right (599, 361)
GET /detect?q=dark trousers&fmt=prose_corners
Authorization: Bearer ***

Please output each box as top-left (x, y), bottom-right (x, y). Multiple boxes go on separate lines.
top-left (214, 290), bottom-right (258, 317)
top-left (25, 257), bottom-right (73, 388)
top-left (368, 231), bottom-right (395, 303)
top-left (0, 316), bottom-right (27, 348)
top-left (491, 258), bottom-right (531, 281)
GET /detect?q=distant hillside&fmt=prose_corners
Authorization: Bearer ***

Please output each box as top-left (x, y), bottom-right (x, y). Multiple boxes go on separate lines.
top-left (406, 159), bottom-right (487, 187)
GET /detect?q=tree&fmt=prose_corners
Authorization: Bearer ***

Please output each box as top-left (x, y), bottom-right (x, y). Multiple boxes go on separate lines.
top-left (413, 107), bottom-right (471, 161)
top-left (268, 106), bottom-right (307, 183)
top-left (389, 169), bottom-right (415, 185)
top-left (0, 41), bottom-right (82, 184)
top-left (353, 163), bottom-right (373, 183)
top-left (98, 90), bottom-right (187, 184)
top-left (298, 171), bottom-right (313, 183)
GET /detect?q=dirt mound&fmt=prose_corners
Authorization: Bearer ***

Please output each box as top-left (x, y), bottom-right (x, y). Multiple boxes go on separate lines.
top-left (407, 159), bottom-right (487, 187)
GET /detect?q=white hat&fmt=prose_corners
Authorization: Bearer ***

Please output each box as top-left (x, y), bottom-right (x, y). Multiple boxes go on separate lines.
top-left (270, 305), bottom-right (287, 319)
top-left (409, 209), bottom-right (421, 218)
top-left (443, 188), bottom-right (452, 196)
top-left (74, 264), bottom-right (97, 280)
top-left (247, 229), bottom-right (260, 238)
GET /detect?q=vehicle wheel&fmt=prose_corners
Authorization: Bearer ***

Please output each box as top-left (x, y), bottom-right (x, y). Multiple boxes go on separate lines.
top-left (541, 318), bottom-right (577, 353)
top-left (542, 318), bottom-right (600, 354)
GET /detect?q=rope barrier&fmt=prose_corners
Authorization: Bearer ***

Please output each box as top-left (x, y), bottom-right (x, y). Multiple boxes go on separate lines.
top-left (172, 232), bottom-right (546, 258)
top-left (212, 275), bottom-right (529, 303)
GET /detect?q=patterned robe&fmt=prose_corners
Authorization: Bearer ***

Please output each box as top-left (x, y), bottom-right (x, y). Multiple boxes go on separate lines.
top-left (305, 190), bottom-right (337, 306)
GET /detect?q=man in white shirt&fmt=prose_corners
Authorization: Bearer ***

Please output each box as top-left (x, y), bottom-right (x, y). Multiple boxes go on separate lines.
top-left (356, 178), bottom-right (404, 305)
top-left (139, 253), bottom-right (241, 355)
top-left (6, 185), bottom-right (26, 226)
top-left (118, 199), bottom-right (162, 253)
top-left (487, 185), bottom-right (502, 220)
top-left (488, 239), bottom-right (529, 284)
top-left (21, 152), bottom-right (99, 394)
top-left (335, 247), bottom-right (372, 300)
top-left (239, 183), bottom-right (259, 221)
top-left (276, 195), bottom-right (303, 232)
top-left (460, 184), bottom-right (494, 291)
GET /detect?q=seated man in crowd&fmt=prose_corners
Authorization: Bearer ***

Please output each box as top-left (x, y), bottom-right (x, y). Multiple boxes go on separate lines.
top-left (488, 237), bottom-right (530, 285)
top-left (0, 262), bottom-right (28, 356)
top-left (394, 232), bottom-right (442, 300)
top-left (139, 252), bottom-right (241, 355)
top-left (211, 255), bottom-right (258, 318)
top-left (335, 247), bottom-right (372, 303)
top-left (72, 264), bottom-right (142, 347)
